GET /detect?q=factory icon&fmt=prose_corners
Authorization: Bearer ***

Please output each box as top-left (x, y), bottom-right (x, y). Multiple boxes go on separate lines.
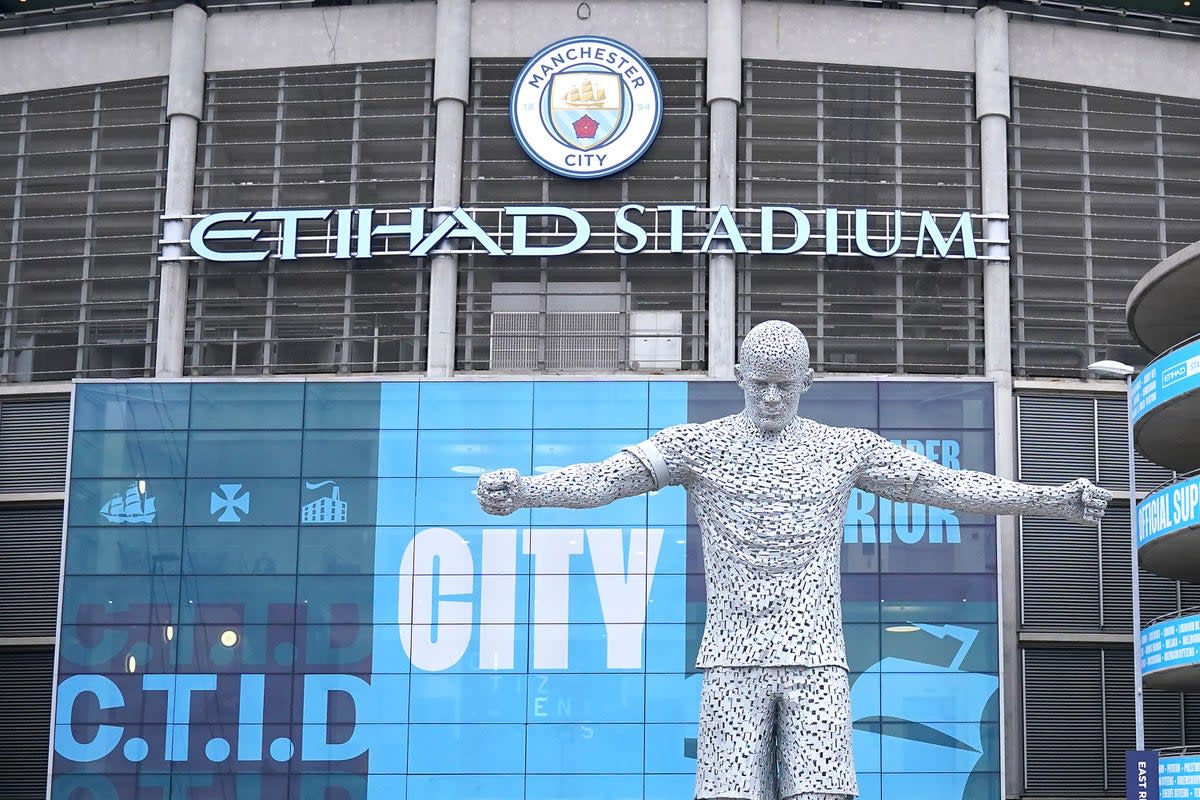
top-left (301, 480), bottom-right (347, 524)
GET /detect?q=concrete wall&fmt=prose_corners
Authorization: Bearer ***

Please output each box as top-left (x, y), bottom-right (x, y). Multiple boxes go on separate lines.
top-left (0, 19), bottom-right (171, 95)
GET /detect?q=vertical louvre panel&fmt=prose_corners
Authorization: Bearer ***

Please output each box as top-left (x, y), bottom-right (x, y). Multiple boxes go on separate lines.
top-left (1183, 695), bottom-right (1200, 745)
top-left (0, 505), bottom-right (63, 638)
top-left (1021, 516), bottom-right (1100, 629)
top-left (1141, 570), bottom-right (1182, 625)
top-left (1017, 395), bottom-right (1097, 484)
top-left (1100, 504), bottom-right (1133, 630)
top-left (0, 395), bottom-right (69, 493)
top-left (1024, 648), bottom-right (1105, 792)
top-left (1096, 397), bottom-right (1174, 492)
top-left (1144, 685), bottom-right (1185, 752)
top-left (738, 63), bottom-right (982, 375)
top-left (1103, 650), bottom-right (1135, 791)
top-left (0, 648), bottom-right (52, 799)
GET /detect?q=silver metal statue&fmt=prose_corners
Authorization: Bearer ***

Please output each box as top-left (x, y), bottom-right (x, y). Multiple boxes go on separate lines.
top-left (476, 320), bottom-right (1110, 800)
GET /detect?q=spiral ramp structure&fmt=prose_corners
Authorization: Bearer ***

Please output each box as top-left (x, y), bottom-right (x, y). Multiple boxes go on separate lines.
top-left (1129, 244), bottom-right (1200, 792)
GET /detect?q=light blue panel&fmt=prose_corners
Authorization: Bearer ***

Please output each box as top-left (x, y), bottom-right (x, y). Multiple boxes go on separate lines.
top-left (533, 428), bottom-right (649, 470)
top-left (644, 673), bottom-right (701, 723)
top-left (880, 722), bottom-right (998, 772)
top-left (379, 383), bottom-right (420, 429)
top-left (300, 722), bottom-right (407, 770)
top-left (882, 771), bottom-right (998, 800)
top-left (534, 382), bottom-right (648, 429)
top-left (419, 382), bottom-right (534, 430)
top-left (65, 527), bottom-right (182, 575)
top-left (190, 382), bottom-right (304, 430)
top-left (303, 430), bottom-right (384, 477)
top-left (69, 478), bottom-right (185, 527)
top-left (526, 673), bottom-right (645, 723)
top-left (855, 772), bottom-right (883, 800)
top-left (647, 526), bottom-right (690, 576)
top-left (406, 624), bottom-right (530, 674)
top-left (527, 622), bottom-right (646, 673)
top-left (405, 775), bottom-right (524, 800)
top-left (648, 486), bottom-right (689, 526)
top-left (645, 774), bottom-right (694, 799)
top-left (646, 575), bottom-right (689, 624)
top-left (406, 724), bottom-right (526, 774)
top-left (525, 723), bottom-right (644, 773)
top-left (645, 623), bottom-right (692, 674)
top-left (879, 670), bottom-right (1001, 724)
top-left (304, 382), bottom-right (382, 429)
top-left (409, 674), bottom-right (527, 723)
top-left (526, 774), bottom-right (643, 800)
top-left (377, 479), bottom-right (417, 526)
top-left (644, 722), bottom-right (697, 773)
top-left (366, 775), bottom-right (407, 800)
top-left (415, 477), bottom-right (529, 526)
top-left (74, 383), bottom-right (190, 431)
top-left (71, 431), bottom-right (188, 478)
top-left (409, 526), bottom-right (532, 575)
top-left (187, 431), bottom-right (302, 478)
top-left (183, 478), bottom-right (299, 527)
top-left (376, 430), bottom-right (419, 478)
top-left (417, 429), bottom-right (532, 478)
top-left (853, 725), bottom-right (883, 773)
top-left (648, 382), bottom-right (689, 430)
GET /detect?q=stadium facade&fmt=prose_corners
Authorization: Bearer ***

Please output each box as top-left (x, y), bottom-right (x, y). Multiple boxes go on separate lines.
top-left (3, 1), bottom-right (1200, 798)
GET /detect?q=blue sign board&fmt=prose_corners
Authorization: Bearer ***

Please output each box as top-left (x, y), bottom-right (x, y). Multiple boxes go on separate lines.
top-left (1140, 614), bottom-right (1200, 676)
top-left (1131, 338), bottom-right (1200, 424)
top-left (53, 379), bottom-right (999, 800)
top-left (1128, 750), bottom-right (1159, 800)
top-left (1137, 475), bottom-right (1200, 548)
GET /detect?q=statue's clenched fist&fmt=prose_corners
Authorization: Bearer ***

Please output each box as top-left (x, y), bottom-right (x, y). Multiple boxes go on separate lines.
top-left (475, 468), bottom-right (528, 516)
top-left (1057, 477), bottom-right (1112, 524)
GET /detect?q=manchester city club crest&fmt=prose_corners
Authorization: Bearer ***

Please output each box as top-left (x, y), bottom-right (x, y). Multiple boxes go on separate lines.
top-left (510, 36), bottom-right (663, 179)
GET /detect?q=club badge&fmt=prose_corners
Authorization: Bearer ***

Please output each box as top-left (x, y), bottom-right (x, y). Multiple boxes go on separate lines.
top-left (510, 36), bottom-right (663, 180)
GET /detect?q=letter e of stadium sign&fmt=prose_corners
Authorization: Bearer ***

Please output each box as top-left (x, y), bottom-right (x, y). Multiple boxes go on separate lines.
top-left (510, 36), bottom-right (663, 179)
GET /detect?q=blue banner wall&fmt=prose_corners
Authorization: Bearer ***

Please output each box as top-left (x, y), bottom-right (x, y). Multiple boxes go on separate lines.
top-left (54, 379), bottom-right (998, 800)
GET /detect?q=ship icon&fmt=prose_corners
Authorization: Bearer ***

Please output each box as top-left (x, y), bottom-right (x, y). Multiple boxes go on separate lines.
top-left (99, 481), bottom-right (157, 524)
top-left (301, 480), bottom-right (347, 524)
top-left (562, 78), bottom-right (607, 108)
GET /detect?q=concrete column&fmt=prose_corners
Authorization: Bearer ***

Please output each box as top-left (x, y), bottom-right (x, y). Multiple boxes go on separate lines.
top-left (426, 0), bottom-right (471, 377)
top-left (706, 0), bottom-right (741, 379)
top-left (155, 2), bottom-right (206, 378)
top-left (976, 6), bottom-right (1022, 798)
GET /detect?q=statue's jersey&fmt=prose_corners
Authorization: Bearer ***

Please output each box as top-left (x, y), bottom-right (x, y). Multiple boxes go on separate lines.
top-left (625, 413), bottom-right (933, 670)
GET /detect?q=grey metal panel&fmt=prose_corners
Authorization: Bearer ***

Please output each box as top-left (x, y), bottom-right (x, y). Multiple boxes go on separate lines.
top-left (1020, 516), bottom-right (1100, 630)
top-left (1017, 395), bottom-right (1096, 484)
top-left (0, 505), bottom-right (64, 638)
top-left (0, 647), bottom-right (53, 798)
top-left (1100, 504), bottom-right (1133, 630)
top-left (1023, 647), bottom-right (1106, 791)
top-left (1096, 396), bottom-right (1175, 492)
top-left (0, 395), bottom-right (68, 493)
top-left (1141, 570), bottom-right (1183, 625)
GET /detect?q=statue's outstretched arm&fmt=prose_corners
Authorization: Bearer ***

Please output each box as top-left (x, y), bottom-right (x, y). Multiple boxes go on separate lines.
top-left (859, 436), bottom-right (1111, 523)
top-left (475, 451), bottom-right (657, 516)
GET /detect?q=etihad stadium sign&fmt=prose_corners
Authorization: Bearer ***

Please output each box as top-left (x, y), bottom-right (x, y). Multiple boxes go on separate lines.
top-left (184, 205), bottom-right (986, 263)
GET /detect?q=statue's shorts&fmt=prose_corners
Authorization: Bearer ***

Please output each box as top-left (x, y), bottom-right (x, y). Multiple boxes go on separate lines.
top-left (694, 665), bottom-right (857, 800)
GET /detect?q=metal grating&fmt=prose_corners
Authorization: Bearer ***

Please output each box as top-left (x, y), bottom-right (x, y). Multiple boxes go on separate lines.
top-left (0, 395), bottom-right (68, 493)
top-left (457, 59), bottom-right (707, 373)
top-left (190, 62), bottom-right (435, 375)
top-left (1023, 648), bottom-right (1106, 792)
top-left (1011, 79), bottom-right (1200, 377)
top-left (738, 62), bottom-right (983, 375)
top-left (0, 79), bottom-right (166, 381)
top-left (0, 505), bottom-right (62, 638)
top-left (0, 648), bottom-right (53, 799)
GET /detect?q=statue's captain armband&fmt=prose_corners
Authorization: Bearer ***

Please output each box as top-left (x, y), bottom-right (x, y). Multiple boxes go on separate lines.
top-left (622, 441), bottom-right (671, 490)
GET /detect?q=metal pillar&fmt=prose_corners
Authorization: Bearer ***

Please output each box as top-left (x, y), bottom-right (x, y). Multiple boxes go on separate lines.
top-left (155, 2), bottom-right (207, 377)
top-left (426, 0), bottom-right (471, 377)
top-left (975, 6), bottom-right (1021, 796)
top-left (706, 0), bottom-right (741, 379)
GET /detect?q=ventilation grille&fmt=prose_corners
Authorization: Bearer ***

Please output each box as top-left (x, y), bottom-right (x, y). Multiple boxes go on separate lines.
top-left (0, 395), bottom-right (69, 494)
top-left (0, 648), bottom-right (53, 798)
top-left (0, 505), bottom-right (63, 638)
top-left (489, 312), bottom-right (623, 371)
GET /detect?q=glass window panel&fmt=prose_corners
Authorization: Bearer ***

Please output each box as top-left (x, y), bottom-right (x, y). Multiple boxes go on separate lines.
top-left (73, 384), bottom-right (190, 431)
top-left (187, 431), bottom-right (302, 478)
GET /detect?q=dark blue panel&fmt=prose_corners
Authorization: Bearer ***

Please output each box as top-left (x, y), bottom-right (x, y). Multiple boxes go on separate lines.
top-left (800, 381), bottom-right (880, 428)
top-left (187, 431), bottom-right (303, 478)
top-left (298, 527), bottom-right (376, 575)
top-left (303, 430), bottom-right (385, 478)
top-left (190, 383), bottom-right (304, 430)
top-left (179, 575), bottom-right (297, 625)
top-left (61, 575), bottom-right (178, 626)
top-left (183, 479), bottom-right (299, 527)
top-left (69, 479), bottom-right (186, 528)
top-left (304, 383), bottom-right (382, 429)
top-left (65, 527), bottom-right (182, 575)
top-left (879, 381), bottom-right (993, 429)
top-left (72, 431), bottom-right (188, 479)
top-left (181, 527), bottom-right (298, 575)
top-left (74, 383), bottom-right (191, 431)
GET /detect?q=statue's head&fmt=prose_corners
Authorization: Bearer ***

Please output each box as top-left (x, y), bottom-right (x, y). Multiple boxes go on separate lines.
top-left (734, 320), bottom-right (815, 432)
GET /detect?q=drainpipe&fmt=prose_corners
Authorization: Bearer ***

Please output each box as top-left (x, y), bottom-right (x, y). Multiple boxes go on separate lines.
top-left (706, 0), bottom-right (741, 379)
